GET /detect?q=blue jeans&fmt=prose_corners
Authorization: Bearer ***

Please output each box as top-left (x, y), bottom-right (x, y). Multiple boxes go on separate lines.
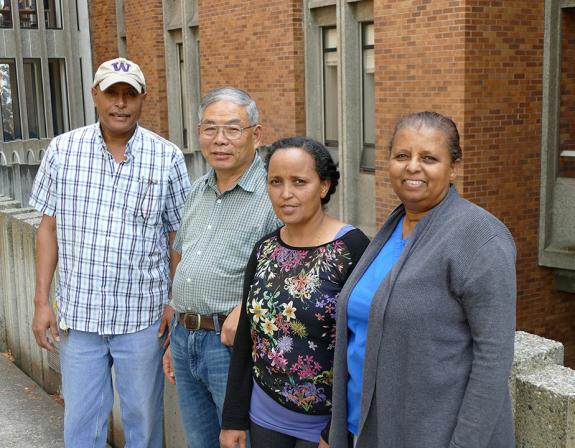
top-left (170, 320), bottom-right (232, 448)
top-left (58, 319), bottom-right (165, 448)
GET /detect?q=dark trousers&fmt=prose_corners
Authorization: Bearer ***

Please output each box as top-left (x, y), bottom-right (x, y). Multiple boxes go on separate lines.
top-left (250, 421), bottom-right (318, 448)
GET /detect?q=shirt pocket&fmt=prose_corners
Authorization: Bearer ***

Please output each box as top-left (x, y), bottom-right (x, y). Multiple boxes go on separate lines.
top-left (124, 177), bottom-right (165, 226)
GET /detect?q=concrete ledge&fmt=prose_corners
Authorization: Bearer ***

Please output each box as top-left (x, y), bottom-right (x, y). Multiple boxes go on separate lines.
top-left (515, 364), bottom-right (575, 448)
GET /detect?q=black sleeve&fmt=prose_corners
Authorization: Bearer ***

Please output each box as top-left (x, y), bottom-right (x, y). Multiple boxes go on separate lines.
top-left (220, 238), bottom-right (262, 429)
top-left (342, 228), bottom-right (370, 277)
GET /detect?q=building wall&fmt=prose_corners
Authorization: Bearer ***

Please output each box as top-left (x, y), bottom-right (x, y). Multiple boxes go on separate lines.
top-left (90, 0), bottom-right (119, 67)
top-left (373, 0), bottom-right (467, 222)
top-left (198, 0), bottom-right (306, 142)
top-left (373, 0), bottom-right (575, 365)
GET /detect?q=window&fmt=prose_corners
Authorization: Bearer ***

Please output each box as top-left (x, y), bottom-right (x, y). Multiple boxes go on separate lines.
top-left (164, 0), bottom-right (201, 153)
top-left (361, 22), bottom-right (375, 172)
top-left (305, 1), bottom-right (375, 234)
top-left (48, 59), bottom-right (69, 136)
top-left (0, 60), bottom-right (22, 142)
top-left (18, 0), bottom-right (38, 29)
top-left (44, 0), bottom-right (62, 29)
top-left (23, 59), bottom-right (46, 139)
top-left (0, 0), bottom-right (13, 28)
top-left (559, 7), bottom-right (575, 178)
top-left (539, 0), bottom-right (575, 287)
top-left (323, 26), bottom-right (338, 149)
top-left (177, 42), bottom-right (188, 149)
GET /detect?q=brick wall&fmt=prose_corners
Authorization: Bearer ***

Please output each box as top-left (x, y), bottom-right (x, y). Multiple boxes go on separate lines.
top-left (463, 1), bottom-right (575, 366)
top-left (123, 0), bottom-right (169, 137)
top-left (374, 0), bottom-right (575, 365)
top-left (198, 0), bottom-right (306, 143)
top-left (89, 0), bottom-right (118, 69)
top-left (373, 0), bottom-right (467, 223)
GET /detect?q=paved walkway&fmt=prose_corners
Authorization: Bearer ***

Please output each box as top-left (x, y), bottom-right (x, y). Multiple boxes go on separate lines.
top-left (0, 353), bottom-right (64, 447)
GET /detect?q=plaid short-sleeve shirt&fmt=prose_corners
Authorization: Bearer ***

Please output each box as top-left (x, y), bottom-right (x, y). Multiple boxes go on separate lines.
top-left (171, 154), bottom-right (281, 315)
top-left (29, 124), bottom-right (191, 335)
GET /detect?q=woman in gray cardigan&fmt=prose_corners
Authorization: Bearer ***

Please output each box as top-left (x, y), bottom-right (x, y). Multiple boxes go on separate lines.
top-left (328, 112), bottom-right (516, 448)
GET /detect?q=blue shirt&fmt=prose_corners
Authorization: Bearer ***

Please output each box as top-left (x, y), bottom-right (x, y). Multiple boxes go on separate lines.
top-left (29, 123), bottom-right (191, 335)
top-left (346, 217), bottom-right (407, 434)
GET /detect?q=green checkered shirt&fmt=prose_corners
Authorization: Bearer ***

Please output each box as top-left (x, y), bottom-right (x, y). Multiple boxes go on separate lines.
top-left (171, 155), bottom-right (280, 314)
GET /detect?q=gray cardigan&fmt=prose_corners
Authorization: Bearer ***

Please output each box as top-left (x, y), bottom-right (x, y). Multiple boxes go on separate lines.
top-left (330, 187), bottom-right (516, 448)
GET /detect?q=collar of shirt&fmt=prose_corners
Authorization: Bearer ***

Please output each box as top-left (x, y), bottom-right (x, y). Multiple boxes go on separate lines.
top-left (204, 153), bottom-right (264, 195)
top-left (95, 122), bottom-right (143, 161)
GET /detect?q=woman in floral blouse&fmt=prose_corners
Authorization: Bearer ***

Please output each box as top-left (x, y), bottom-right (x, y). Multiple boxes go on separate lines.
top-left (220, 137), bottom-right (369, 448)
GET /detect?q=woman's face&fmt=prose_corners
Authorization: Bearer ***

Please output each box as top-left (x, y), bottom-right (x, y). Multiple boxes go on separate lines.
top-left (267, 147), bottom-right (330, 226)
top-left (389, 125), bottom-right (457, 215)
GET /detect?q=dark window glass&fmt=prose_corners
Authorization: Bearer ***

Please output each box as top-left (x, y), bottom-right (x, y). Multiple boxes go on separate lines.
top-left (18, 0), bottom-right (38, 29)
top-left (0, 60), bottom-right (22, 142)
top-left (323, 27), bottom-right (338, 149)
top-left (361, 22), bottom-right (375, 172)
top-left (559, 7), bottom-right (575, 178)
top-left (0, 0), bottom-right (13, 28)
top-left (48, 59), bottom-right (69, 136)
top-left (23, 59), bottom-right (46, 139)
top-left (44, 0), bottom-right (62, 29)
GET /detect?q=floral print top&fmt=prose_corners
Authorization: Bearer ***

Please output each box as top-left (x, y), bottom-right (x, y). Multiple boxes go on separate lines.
top-left (222, 227), bottom-right (369, 425)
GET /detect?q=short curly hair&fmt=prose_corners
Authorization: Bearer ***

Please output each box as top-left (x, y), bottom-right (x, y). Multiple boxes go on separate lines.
top-left (265, 136), bottom-right (340, 205)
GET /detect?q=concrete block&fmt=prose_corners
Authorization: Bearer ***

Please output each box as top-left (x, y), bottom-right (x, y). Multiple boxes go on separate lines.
top-left (515, 364), bottom-right (575, 448)
top-left (0, 208), bottom-right (35, 360)
top-left (511, 331), bottom-right (565, 413)
top-left (9, 210), bottom-right (42, 378)
top-left (19, 215), bottom-right (45, 388)
top-left (0, 200), bottom-right (21, 210)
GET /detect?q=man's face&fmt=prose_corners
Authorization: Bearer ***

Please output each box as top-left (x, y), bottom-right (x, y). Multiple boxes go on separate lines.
top-left (91, 82), bottom-right (146, 141)
top-left (198, 100), bottom-right (262, 179)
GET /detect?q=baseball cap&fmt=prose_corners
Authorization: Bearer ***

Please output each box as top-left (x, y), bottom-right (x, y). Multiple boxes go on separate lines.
top-left (92, 57), bottom-right (146, 93)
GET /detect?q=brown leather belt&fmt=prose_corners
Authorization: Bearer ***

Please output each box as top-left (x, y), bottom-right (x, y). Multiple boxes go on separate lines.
top-left (177, 312), bottom-right (227, 331)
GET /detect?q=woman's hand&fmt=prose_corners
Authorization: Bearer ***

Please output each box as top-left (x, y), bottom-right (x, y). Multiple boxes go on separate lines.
top-left (162, 347), bottom-right (176, 384)
top-left (318, 436), bottom-right (329, 448)
top-left (220, 429), bottom-right (247, 448)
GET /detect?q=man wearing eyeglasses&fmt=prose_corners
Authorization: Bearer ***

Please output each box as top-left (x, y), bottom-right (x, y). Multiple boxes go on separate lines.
top-left (29, 57), bottom-right (191, 447)
top-left (163, 86), bottom-right (280, 447)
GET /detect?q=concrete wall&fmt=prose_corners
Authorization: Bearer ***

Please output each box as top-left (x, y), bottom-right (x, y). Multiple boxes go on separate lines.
top-left (2, 195), bottom-right (575, 446)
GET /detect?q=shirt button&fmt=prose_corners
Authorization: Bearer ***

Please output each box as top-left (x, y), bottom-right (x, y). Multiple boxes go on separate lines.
top-left (216, 199), bottom-right (222, 204)
top-left (197, 251), bottom-right (202, 255)
top-left (207, 225), bottom-right (212, 230)
top-left (187, 278), bottom-right (191, 283)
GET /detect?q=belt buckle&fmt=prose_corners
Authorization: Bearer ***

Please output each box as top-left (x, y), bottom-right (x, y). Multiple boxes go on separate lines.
top-left (184, 312), bottom-right (202, 331)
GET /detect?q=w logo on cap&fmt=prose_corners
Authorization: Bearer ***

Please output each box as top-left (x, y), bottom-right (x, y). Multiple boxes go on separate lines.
top-left (112, 62), bottom-right (131, 72)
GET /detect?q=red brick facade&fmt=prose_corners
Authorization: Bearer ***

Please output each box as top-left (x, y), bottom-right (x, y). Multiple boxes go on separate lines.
top-left (89, 0), bottom-right (575, 365)
top-left (198, 0), bottom-right (306, 142)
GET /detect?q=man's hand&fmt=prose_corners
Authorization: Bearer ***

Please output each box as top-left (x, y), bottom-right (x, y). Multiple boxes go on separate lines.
top-left (220, 429), bottom-right (247, 448)
top-left (220, 304), bottom-right (241, 346)
top-left (158, 304), bottom-right (174, 348)
top-left (163, 346), bottom-right (176, 385)
top-left (319, 436), bottom-right (329, 448)
top-left (32, 301), bottom-right (59, 352)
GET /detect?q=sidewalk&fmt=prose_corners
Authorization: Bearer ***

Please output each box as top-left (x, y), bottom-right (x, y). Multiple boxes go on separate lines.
top-left (0, 353), bottom-right (64, 447)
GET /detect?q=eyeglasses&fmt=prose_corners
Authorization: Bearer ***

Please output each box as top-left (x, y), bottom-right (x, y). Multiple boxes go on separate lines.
top-left (140, 178), bottom-right (158, 220)
top-left (198, 124), bottom-right (256, 141)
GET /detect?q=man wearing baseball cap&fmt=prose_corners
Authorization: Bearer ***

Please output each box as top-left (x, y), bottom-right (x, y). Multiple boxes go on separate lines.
top-left (29, 57), bottom-right (191, 447)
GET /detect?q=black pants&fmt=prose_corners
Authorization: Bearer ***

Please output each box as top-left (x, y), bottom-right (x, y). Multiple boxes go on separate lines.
top-left (250, 421), bottom-right (318, 448)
